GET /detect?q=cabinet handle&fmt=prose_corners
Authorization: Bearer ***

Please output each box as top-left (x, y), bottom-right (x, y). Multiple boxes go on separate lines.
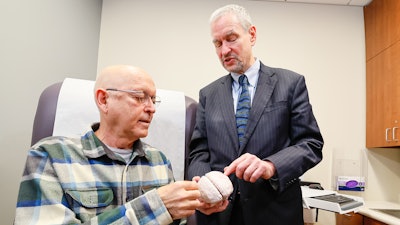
top-left (393, 127), bottom-right (399, 141)
top-left (386, 128), bottom-right (392, 142)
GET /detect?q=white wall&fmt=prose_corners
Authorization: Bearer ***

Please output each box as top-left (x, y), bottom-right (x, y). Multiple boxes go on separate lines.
top-left (1, 0), bottom-right (399, 224)
top-left (0, 0), bottom-right (102, 224)
top-left (98, 0), bottom-right (364, 190)
top-left (98, 0), bottom-right (400, 224)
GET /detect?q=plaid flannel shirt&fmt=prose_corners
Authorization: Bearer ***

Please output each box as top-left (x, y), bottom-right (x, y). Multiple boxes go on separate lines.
top-left (15, 128), bottom-right (181, 225)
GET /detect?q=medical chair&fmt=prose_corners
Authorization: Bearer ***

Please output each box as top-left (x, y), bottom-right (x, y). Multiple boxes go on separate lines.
top-left (31, 79), bottom-right (198, 225)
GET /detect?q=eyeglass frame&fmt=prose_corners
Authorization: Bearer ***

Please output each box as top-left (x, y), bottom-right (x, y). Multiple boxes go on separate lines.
top-left (105, 88), bottom-right (161, 107)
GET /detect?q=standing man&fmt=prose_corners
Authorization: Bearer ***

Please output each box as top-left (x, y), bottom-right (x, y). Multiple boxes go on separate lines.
top-left (188, 4), bottom-right (324, 225)
top-left (15, 65), bottom-right (203, 225)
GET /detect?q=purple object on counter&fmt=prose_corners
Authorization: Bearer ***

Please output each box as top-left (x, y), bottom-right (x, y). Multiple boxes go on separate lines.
top-left (346, 180), bottom-right (359, 188)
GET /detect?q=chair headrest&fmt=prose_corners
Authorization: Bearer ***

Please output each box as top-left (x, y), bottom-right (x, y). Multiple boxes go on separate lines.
top-left (54, 78), bottom-right (186, 180)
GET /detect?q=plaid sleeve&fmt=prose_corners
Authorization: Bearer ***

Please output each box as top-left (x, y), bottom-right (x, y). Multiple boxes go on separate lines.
top-left (15, 147), bottom-right (83, 224)
top-left (126, 189), bottom-right (173, 225)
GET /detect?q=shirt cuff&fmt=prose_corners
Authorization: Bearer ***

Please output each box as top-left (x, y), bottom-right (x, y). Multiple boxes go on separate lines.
top-left (127, 189), bottom-right (173, 224)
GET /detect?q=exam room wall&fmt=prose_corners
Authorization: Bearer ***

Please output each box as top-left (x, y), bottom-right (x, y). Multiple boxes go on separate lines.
top-left (1, 1), bottom-right (399, 225)
top-left (0, 0), bottom-right (102, 224)
top-left (97, 0), bottom-right (400, 224)
top-left (98, 0), bottom-right (365, 191)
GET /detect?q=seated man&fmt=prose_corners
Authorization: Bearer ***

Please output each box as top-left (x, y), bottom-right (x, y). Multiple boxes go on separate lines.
top-left (15, 65), bottom-right (203, 225)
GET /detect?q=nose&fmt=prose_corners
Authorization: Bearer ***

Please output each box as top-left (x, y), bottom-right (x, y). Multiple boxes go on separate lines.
top-left (220, 42), bottom-right (232, 56)
top-left (144, 101), bottom-right (156, 113)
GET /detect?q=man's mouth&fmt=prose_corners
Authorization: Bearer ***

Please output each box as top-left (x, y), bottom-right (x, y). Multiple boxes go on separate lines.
top-left (139, 119), bottom-right (151, 125)
top-left (224, 56), bottom-right (234, 62)
top-left (224, 57), bottom-right (235, 64)
top-left (223, 55), bottom-right (237, 65)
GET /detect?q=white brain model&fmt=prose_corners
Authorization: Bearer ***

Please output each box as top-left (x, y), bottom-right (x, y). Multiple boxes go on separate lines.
top-left (198, 171), bottom-right (234, 204)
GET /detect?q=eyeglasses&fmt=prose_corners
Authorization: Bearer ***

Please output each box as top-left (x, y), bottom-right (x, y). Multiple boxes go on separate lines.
top-left (106, 88), bottom-right (161, 107)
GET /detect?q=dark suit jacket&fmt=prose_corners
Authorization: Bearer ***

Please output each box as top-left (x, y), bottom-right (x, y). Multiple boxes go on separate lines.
top-left (188, 62), bottom-right (324, 225)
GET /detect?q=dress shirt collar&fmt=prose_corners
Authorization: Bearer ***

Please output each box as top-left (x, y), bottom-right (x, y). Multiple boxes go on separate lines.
top-left (231, 58), bottom-right (260, 90)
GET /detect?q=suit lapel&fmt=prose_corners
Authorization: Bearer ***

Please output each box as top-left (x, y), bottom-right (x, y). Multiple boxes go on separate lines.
top-left (217, 75), bottom-right (239, 148)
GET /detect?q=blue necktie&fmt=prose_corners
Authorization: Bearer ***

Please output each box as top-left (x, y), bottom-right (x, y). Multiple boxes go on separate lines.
top-left (236, 75), bottom-right (251, 147)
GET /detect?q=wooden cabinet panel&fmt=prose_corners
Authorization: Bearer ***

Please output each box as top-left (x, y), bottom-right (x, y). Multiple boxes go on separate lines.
top-left (366, 41), bottom-right (400, 147)
top-left (365, 0), bottom-right (400, 148)
top-left (336, 212), bottom-right (363, 225)
top-left (363, 216), bottom-right (388, 225)
top-left (336, 213), bottom-right (389, 225)
top-left (364, 0), bottom-right (400, 61)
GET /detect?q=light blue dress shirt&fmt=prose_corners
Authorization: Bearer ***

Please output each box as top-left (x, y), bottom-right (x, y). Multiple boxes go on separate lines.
top-left (231, 58), bottom-right (260, 112)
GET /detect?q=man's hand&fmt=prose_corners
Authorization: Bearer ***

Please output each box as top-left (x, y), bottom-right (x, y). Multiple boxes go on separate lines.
top-left (224, 153), bottom-right (276, 183)
top-left (196, 199), bottom-right (229, 215)
top-left (157, 181), bottom-right (202, 220)
top-left (192, 176), bottom-right (229, 215)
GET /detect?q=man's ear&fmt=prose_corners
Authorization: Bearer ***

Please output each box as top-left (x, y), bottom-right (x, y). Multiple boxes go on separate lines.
top-left (95, 88), bottom-right (109, 113)
top-left (249, 25), bottom-right (257, 46)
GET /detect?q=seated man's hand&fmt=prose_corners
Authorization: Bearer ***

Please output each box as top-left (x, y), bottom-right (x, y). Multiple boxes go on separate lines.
top-left (157, 180), bottom-right (202, 220)
top-left (192, 176), bottom-right (230, 215)
top-left (196, 199), bottom-right (229, 215)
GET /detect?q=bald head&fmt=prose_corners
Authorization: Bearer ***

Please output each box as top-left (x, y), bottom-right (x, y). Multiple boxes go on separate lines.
top-left (93, 65), bottom-right (157, 148)
top-left (94, 65), bottom-right (154, 93)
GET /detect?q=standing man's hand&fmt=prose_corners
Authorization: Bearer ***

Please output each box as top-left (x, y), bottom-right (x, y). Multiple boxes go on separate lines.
top-left (224, 153), bottom-right (276, 182)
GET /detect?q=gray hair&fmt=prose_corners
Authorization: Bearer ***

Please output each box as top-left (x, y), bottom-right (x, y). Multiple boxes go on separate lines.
top-left (209, 4), bottom-right (253, 30)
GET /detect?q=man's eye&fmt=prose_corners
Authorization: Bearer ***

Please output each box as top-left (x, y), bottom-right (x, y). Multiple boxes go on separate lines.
top-left (129, 94), bottom-right (145, 101)
top-left (227, 35), bottom-right (238, 42)
top-left (134, 93), bottom-right (146, 98)
top-left (214, 41), bottom-right (222, 48)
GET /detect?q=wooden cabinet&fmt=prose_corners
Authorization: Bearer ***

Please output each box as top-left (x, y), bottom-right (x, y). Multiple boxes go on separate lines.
top-left (365, 0), bottom-right (400, 148)
top-left (336, 213), bottom-right (388, 225)
top-left (336, 212), bottom-right (363, 225)
top-left (364, 0), bottom-right (400, 61)
top-left (363, 216), bottom-right (388, 225)
top-left (366, 41), bottom-right (400, 147)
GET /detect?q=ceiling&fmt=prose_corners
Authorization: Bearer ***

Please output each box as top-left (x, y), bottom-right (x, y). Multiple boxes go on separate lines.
top-left (252, 0), bottom-right (373, 6)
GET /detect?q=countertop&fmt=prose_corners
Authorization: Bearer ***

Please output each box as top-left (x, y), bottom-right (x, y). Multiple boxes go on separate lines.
top-left (358, 201), bottom-right (400, 225)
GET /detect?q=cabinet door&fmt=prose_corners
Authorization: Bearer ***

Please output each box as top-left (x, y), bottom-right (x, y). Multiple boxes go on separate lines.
top-left (366, 41), bottom-right (400, 148)
top-left (363, 216), bottom-right (389, 225)
top-left (336, 212), bottom-right (363, 225)
top-left (365, 0), bottom-right (400, 148)
top-left (364, 0), bottom-right (400, 61)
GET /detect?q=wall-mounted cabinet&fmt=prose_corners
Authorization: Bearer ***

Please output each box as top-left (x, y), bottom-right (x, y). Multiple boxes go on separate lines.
top-left (364, 0), bottom-right (400, 61)
top-left (366, 41), bottom-right (400, 147)
top-left (365, 0), bottom-right (400, 148)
